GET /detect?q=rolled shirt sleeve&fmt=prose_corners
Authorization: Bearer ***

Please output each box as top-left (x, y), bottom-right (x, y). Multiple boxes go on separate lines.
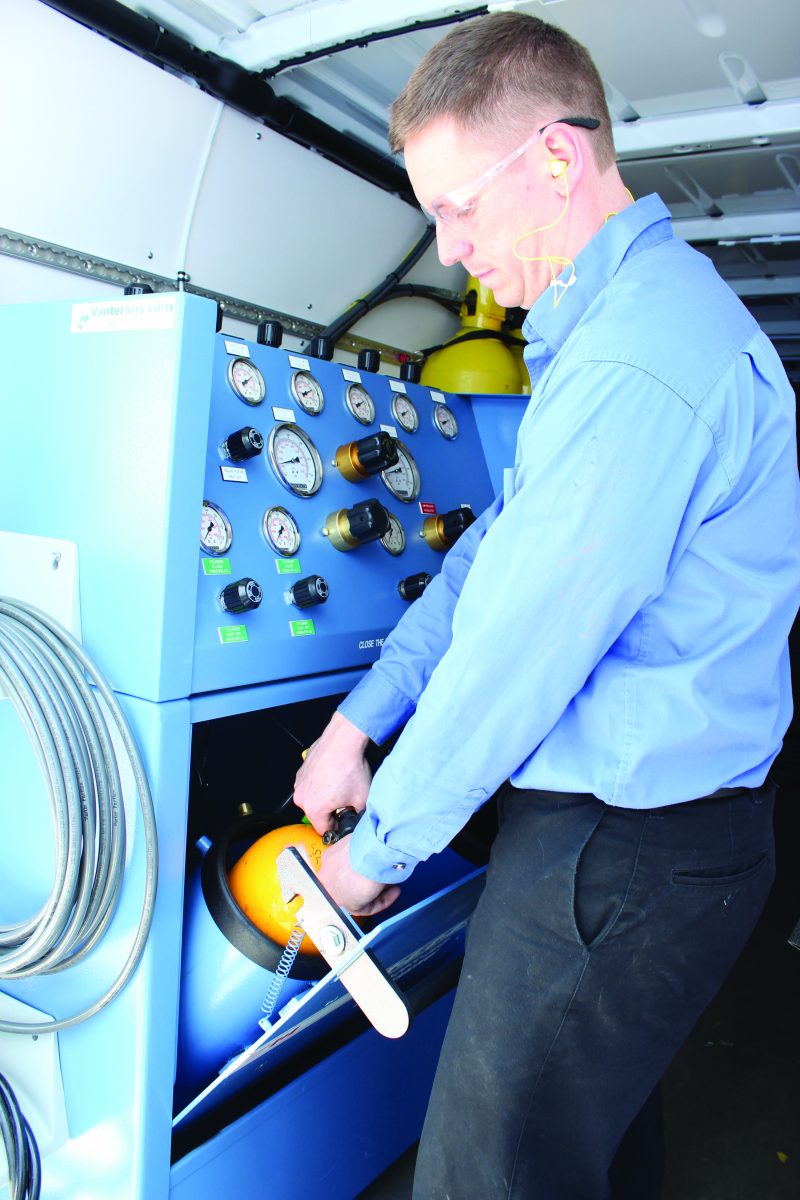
top-left (348, 359), bottom-right (725, 882)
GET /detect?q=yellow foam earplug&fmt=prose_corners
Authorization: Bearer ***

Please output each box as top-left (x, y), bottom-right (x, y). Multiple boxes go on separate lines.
top-left (550, 159), bottom-right (567, 178)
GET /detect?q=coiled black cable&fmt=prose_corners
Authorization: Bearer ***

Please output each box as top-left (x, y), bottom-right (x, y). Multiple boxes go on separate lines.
top-left (0, 598), bottom-right (158, 1034)
top-left (0, 1072), bottom-right (40, 1199)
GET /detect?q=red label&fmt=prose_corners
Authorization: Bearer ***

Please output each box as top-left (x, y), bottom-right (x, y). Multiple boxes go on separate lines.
top-left (419, 501), bottom-right (437, 515)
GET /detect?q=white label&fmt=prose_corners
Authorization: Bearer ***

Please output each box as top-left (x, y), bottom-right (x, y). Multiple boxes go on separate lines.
top-left (220, 465), bottom-right (248, 483)
top-left (430, 390), bottom-right (446, 404)
top-left (358, 637), bottom-right (385, 650)
top-left (289, 355), bottom-right (310, 370)
top-left (389, 380), bottom-right (407, 393)
top-left (224, 340), bottom-right (250, 357)
top-left (272, 406), bottom-right (295, 422)
top-left (380, 423), bottom-right (398, 438)
top-left (71, 296), bottom-right (176, 334)
top-left (342, 368), bottom-right (361, 383)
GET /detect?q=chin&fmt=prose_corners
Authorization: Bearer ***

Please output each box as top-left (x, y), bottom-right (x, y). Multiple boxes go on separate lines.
top-left (489, 280), bottom-right (521, 309)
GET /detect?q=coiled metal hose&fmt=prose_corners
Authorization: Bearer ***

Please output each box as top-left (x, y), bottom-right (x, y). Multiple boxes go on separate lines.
top-left (0, 597), bottom-right (158, 1033)
top-left (0, 1071), bottom-right (40, 1200)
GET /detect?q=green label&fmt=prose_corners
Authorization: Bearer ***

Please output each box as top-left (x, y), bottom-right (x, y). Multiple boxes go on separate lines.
top-left (290, 619), bottom-right (316, 638)
top-left (202, 557), bottom-right (231, 576)
top-left (218, 624), bottom-right (248, 644)
top-left (276, 557), bottom-right (302, 575)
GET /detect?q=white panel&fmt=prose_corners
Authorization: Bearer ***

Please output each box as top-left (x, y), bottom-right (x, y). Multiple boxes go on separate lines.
top-left (0, 0), bottom-right (221, 277)
top-left (183, 105), bottom-right (451, 324)
top-left (0, 258), bottom-right (119, 305)
top-left (347, 296), bottom-right (461, 355)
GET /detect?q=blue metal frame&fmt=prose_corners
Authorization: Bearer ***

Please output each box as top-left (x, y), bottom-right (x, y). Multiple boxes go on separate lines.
top-left (0, 296), bottom-right (516, 1200)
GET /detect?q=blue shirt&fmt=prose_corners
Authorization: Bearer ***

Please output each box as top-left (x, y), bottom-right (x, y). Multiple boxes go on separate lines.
top-left (341, 194), bottom-right (800, 884)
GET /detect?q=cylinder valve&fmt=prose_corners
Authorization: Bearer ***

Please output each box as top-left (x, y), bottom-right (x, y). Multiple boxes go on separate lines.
top-left (288, 574), bottom-right (329, 608)
top-left (398, 571), bottom-right (432, 601)
top-left (220, 426), bottom-right (264, 462)
top-left (323, 499), bottom-right (390, 552)
top-left (219, 578), bottom-right (263, 613)
top-left (422, 507), bottom-right (476, 552)
top-left (333, 432), bottom-right (398, 482)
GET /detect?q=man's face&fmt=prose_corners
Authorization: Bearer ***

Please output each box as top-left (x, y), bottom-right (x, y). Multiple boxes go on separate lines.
top-left (403, 114), bottom-right (557, 311)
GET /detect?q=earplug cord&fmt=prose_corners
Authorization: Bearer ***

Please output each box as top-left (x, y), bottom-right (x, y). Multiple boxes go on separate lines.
top-left (513, 163), bottom-right (576, 306)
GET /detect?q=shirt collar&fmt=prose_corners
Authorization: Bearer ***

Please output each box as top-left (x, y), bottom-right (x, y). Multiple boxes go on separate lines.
top-left (522, 193), bottom-right (673, 363)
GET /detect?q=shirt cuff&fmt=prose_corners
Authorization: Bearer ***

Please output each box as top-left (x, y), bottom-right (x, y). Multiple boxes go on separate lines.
top-left (348, 806), bottom-right (423, 883)
top-left (337, 670), bottom-right (417, 745)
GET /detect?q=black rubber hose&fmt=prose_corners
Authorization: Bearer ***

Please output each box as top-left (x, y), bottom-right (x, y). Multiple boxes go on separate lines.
top-left (307, 225), bottom-right (436, 350)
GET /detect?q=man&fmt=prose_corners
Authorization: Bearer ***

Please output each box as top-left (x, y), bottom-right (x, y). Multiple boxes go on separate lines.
top-left (294, 12), bottom-right (800, 1199)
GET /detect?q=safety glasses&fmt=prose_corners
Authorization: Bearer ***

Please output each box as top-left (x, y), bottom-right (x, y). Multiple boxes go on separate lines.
top-left (422, 116), bottom-right (600, 231)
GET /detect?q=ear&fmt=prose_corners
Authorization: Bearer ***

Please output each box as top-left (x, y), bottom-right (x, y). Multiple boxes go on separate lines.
top-left (540, 123), bottom-right (584, 192)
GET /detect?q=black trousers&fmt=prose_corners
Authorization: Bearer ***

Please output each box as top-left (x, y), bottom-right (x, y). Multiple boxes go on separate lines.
top-left (413, 782), bottom-right (776, 1199)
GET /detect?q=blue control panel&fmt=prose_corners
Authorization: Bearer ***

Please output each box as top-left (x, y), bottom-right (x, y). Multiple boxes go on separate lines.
top-left (0, 294), bottom-right (496, 702)
top-left (192, 335), bottom-right (495, 694)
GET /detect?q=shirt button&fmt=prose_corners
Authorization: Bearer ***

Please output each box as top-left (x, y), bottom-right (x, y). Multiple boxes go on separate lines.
top-left (392, 862), bottom-right (406, 871)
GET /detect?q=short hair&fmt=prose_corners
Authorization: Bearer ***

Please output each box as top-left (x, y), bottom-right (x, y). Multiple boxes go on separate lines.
top-left (389, 12), bottom-right (615, 170)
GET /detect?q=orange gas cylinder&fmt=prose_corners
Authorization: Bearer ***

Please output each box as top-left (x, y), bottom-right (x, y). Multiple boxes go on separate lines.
top-left (228, 823), bottom-right (325, 956)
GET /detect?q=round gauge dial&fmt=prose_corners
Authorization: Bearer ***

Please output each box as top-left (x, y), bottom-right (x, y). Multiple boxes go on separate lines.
top-left (391, 393), bottom-right (419, 434)
top-left (228, 358), bottom-right (266, 406)
top-left (433, 403), bottom-right (459, 440)
top-left (263, 505), bottom-right (301, 556)
top-left (381, 441), bottom-right (421, 503)
top-left (291, 371), bottom-right (324, 416)
top-left (380, 511), bottom-right (406, 556)
top-left (345, 383), bottom-right (375, 426)
top-left (267, 423), bottom-right (323, 498)
top-left (200, 501), bottom-right (232, 556)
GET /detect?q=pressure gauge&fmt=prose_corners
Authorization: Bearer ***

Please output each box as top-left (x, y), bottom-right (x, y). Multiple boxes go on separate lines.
top-left (380, 511), bottom-right (406, 556)
top-left (267, 423), bottom-right (323, 497)
top-left (291, 371), bottom-right (324, 416)
top-left (200, 501), bottom-right (232, 556)
top-left (345, 382), bottom-right (376, 426)
top-left (391, 393), bottom-right (419, 434)
top-left (263, 505), bottom-right (301, 556)
top-left (381, 441), bottom-right (420, 503)
top-left (433, 403), bottom-right (459, 440)
top-left (228, 358), bottom-right (266, 406)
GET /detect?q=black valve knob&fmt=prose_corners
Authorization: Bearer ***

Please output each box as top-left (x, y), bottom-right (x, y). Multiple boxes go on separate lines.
top-left (357, 432), bottom-right (398, 474)
top-left (124, 283), bottom-right (153, 296)
top-left (399, 360), bottom-right (422, 384)
top-left (346, 498), bottom-right (390, 543)
top-left (334, 432), bottom-right (398, 481)
top-left (257, 320), bottom-right (283, 347)
top-left (288, 574), bottom-right (329, 609)
top-left (398, 572), bottom-right (432, 601)
top-left (307, 336), bottom-right (333, 361)
top-left (422, 506), bottom-right (477, 552)
top-left (324, 499), bottom-right (389, 551)
top-left (441, 506), bottom-right (476, 544)
top-left (221, 426), bottom-right (264, 462)
top-left (357, 348), bottom-right (380, 374)
top-left (219, 578), bottom-right (263, 613)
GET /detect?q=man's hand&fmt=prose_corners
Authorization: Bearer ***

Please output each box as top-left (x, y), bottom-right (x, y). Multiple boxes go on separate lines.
top-left (293, 711), bottom-right (372, 835)
top-left (318, 836), bottom-right (400, 917)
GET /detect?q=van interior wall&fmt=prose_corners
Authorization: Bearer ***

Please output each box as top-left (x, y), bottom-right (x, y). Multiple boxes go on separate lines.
top-left (0, 0), bottom-right (463, 358)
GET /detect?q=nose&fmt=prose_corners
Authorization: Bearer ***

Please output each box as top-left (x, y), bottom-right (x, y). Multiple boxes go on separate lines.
top-left (435, 223), bottom-right (473, 267)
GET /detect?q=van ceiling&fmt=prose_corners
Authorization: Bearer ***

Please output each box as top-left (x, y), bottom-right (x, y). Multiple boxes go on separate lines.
top-left (59, 0), bottom-right (800, 366)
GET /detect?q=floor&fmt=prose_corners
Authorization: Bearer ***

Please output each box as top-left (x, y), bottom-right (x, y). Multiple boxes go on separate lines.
top-left (358, 733), bottom-right (800, 1200)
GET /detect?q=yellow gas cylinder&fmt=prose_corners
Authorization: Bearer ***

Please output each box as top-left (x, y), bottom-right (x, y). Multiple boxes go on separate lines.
top-left (228, 822), bottom-right (324, 956)
top-left (421, 276), bottom-right (523, 394)
top-left (507, 326), bottom-right (532, 395)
